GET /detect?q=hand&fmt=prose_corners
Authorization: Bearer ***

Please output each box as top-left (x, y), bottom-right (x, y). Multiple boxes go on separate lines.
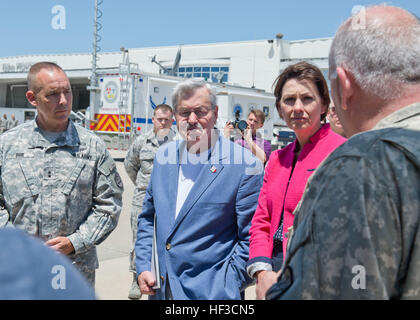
top-left (223, 122), bottom-right (234, 138)
top-left (242, 126), bottom-right (253, 142)
top-left (45, 236), bottom-right (75, 255)
top-left (255, 270), bottom-right (281, 300)
top-left (138, 271), bottom-right (157, 295)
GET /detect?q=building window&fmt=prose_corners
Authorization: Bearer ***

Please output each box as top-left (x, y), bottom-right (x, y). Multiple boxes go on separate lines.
top-left (173, 65), bottom-right (229, 83)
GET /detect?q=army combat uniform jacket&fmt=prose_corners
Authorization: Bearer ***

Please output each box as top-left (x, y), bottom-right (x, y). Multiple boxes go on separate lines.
top-left (125, 128), bottom-right (176, 207)
top-left (0, 120), bottom-right (123, 279)
top-left (267, 103), bottom-right (420, 299)
top-left (6, 119), bottom-right (18, 130)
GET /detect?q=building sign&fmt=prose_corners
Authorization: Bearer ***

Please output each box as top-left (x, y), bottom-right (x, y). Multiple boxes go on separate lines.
top-left (233, 104), bottom-right (243, 119)
top-left (149, 95), bottom-right (167, 110)
top-left (2, 62), bottom-right (37, 73)
top-left (263, 106), bottom-right (270, 118)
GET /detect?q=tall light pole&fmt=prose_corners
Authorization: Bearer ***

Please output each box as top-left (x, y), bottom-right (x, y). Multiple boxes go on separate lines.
top-left (87, 0), bottom-right (103, 129)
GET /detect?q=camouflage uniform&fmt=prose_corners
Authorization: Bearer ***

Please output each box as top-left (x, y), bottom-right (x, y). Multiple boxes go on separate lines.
top-left (124, 128), bottom-right (175, 273)
top-left (267, 103), bottom-right (420, 299)
top-left (6, 119), bottom-right (18, 130)
top-left (0, 119), bottom-right (123, 286)
top-left (0, 118), bottom-right (7, 135)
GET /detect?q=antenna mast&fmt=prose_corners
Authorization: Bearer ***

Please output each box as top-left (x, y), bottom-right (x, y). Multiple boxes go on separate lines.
top-left (87, 0), bottom-right (103, 129)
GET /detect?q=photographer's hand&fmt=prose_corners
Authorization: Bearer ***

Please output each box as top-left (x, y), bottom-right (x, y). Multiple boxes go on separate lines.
top-left (223, 121), bottom-right (234, 139)
top-left (242, 126), bottom-right (267, 164)
top-left (243, 126), bottom-right (253, 142)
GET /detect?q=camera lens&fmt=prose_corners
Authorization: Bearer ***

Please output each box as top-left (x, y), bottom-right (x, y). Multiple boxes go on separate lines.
top-left (237, 120), bottom-right (248, 131)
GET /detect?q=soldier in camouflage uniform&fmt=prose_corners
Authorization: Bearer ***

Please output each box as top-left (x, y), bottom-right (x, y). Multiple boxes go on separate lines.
top-left (0, 115), bottom-right (7, 134)
top-left (124, 104), bottom-right (175, 299)
top-left (0, 62), bottom-right (123, 287)
top-left (266, 5), bottom-right (420, 299)
top-left (6, 114), bottom-right (19, 130)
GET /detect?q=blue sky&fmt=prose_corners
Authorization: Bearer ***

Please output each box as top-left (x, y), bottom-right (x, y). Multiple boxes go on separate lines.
top-left (1, 0), bottom-right (419, 58)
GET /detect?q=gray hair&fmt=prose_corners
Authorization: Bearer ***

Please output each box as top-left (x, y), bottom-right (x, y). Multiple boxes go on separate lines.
top-left (329, 5), bottom-right (420, 100)
top-left (172, 79), bottom-right (217, 112)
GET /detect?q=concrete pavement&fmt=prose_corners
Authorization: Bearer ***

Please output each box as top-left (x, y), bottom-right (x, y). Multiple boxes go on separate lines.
top-left (95, 159), bottom-right (148, 300)
top-left (94, 150), bottom-right (256, 300)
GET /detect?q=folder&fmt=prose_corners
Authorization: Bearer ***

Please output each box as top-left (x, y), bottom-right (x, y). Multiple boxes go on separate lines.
top-left (151, 214), bottom-right (161, 289)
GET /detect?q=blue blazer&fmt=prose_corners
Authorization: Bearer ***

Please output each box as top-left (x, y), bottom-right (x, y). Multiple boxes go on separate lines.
top-left (135, 134), bottom-right (263, 299)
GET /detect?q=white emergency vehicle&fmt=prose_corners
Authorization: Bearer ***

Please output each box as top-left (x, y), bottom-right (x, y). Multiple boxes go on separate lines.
top-left (92, 71), bottom-right (276, 150)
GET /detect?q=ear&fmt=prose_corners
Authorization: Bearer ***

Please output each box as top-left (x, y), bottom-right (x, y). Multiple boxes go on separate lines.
top-left (213, 105), bottom-right (219, 121)
top-left (26, 91), bottom-right (38, 107)
top-left (336, 67), bottom-right (355, 111)
top-left (326, 107), bottom-right (332, 120)
top-left (319, 103), bottom-right (328, 121)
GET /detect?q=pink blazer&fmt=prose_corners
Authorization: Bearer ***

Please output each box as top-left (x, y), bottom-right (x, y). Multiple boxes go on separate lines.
top-left (249, 124), bottom-right (347, 263)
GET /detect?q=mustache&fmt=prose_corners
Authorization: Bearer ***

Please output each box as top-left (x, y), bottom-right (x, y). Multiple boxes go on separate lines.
top-left (186, 123), bottom-right (203, 131)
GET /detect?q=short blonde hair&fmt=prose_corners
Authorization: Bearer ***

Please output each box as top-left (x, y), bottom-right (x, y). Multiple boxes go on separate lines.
top-left (249, 109), bottom-right (265, 124)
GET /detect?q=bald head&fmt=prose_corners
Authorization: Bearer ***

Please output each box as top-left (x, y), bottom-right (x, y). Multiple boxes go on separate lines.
top-left (363, 5), bottom-right (418, 26)
top-left (329, 5), bottom-right (420, 100)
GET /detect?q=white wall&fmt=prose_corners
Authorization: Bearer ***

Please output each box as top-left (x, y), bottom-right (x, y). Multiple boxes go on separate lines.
top-left (289, 38), bottom-right (332, 59)
top-left (0, 37), bottom-right (333, 95)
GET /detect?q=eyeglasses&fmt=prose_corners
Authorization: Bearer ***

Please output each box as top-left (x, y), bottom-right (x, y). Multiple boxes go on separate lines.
top-left (176, 108), bottom-right (212, 119)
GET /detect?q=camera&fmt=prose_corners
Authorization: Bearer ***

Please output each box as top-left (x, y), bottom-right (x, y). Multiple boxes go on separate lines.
top-left (229, 110), bottom-right (248, 132)
top-left (229, 119), bottom-right (248, 132)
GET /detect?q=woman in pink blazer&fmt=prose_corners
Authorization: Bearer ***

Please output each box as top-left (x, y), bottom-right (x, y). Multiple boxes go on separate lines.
top-left (247, 62), bottom-right (347, 299)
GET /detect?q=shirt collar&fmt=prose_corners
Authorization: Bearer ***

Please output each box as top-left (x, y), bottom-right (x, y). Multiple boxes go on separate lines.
top-left (291, 123), bottom-right (330, 154)
top-left (146, 127), bottom-right (176, 146)
top-left (308, 123), bottom-right (330, 144)
top-left (373, 102), bottom-right (420, 130)
top-left (29, 118), bottom-right (80, 148)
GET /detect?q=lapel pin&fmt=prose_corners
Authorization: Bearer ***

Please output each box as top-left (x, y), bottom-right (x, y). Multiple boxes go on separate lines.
top-left (210, 166), bottom-right (217, 173)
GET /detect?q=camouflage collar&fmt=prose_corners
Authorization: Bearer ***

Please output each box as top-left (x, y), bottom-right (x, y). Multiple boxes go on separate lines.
top-left (146, 128), bottom-right (176, 147)
top-left (374, 102), bottom-right (420, 130)
top-left (144, 129), bottom-right (159, 146)
top-left (29, 119), bottom-right (80, 149)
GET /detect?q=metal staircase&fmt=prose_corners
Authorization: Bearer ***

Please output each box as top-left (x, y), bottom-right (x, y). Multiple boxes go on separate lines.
top-left (117, 48), bottom-right (139, 150)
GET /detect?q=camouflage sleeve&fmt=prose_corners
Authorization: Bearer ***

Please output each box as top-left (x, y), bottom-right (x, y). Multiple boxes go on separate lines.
top-left (272, 156), bottom-right (401, 299)
top-left (0, 141), bottom-right (11, 228)
top-left (67, 146), bottom-right (123, 254)
top-left (124, 136), bottom-right (143, 184)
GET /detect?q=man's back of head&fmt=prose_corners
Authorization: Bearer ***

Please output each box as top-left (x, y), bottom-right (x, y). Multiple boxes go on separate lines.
top-left (328, 5), bottom-right (420, 137)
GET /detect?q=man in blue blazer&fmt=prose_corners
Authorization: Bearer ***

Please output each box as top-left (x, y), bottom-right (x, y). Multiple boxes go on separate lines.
top-left (135, 79), bottom-right (264, 299)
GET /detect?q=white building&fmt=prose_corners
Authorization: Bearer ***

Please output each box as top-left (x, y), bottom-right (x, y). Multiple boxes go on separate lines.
top-left (0, 36), bottom-right (332, 129)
